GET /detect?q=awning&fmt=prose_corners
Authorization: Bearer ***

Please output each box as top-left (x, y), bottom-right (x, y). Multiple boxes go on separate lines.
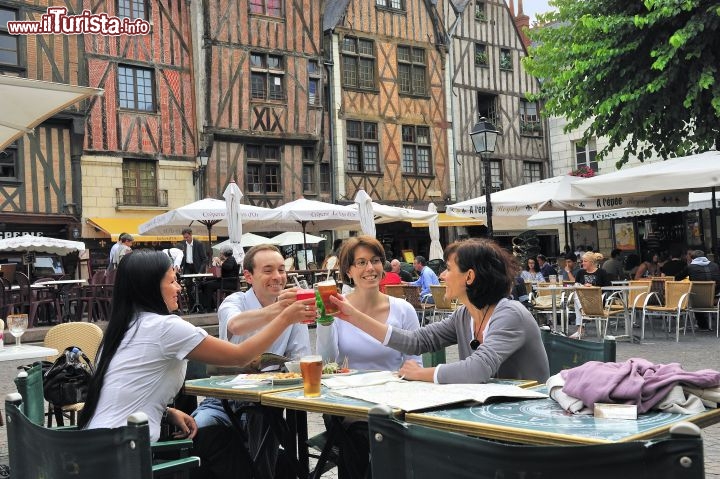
top-left (527, 192), bottom-right (718, 227)
top-left (87, 217), bottom-right (217, 242)
top-left (410, 213), bottom-right (484, 228)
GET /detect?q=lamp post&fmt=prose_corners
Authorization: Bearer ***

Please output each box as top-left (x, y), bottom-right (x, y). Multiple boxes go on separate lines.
top-left (469, 118), bottom-right (500, 238)
top-left (193, 148), bottom-right (209, 198)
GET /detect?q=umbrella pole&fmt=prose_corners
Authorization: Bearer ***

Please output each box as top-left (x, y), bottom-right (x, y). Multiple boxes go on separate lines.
top-left (711, 187), bottom-right (717, 258)
top-left (206, 223), bottom-right (213, 269)
top-left (302, 222), bottom-right (309, 270)
top-left (563, 210), bottom-right (570, 254)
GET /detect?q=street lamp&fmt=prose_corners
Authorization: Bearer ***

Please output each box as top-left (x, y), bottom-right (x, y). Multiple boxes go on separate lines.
top-left (193, 148), bottom-right (209, 196)
top-left (469, 117), bottom-right (500, 238)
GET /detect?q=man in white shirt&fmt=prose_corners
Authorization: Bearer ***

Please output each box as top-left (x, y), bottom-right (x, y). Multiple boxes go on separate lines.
top-left (192, 244), bottom-right (310, 478)
top-left (178, 228), bottom-right (207, 275)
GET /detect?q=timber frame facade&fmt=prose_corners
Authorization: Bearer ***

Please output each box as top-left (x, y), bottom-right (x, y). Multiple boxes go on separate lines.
top-left (0, 0), bottom-right (89, 238)
top-left (324, 0), bottom-right (450, 209)
top-left (443, 0), bottom-right (548, 204)
top-left (194, 0), bottom-right (329, 208)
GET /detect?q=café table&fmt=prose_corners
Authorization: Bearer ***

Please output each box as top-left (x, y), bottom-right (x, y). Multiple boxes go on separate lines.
top-left (0, 344), bottom-right (58, 362)
top-left (404, 385), bottom-right (720, 445)
top-left (600, 285), bottom-right (647, 343)
top-left (535, 283), bottom-right (576, 334)
top-left (35, 279), bottom-right (88, 322)
top-left (179, 273), bottom-right (213, 314)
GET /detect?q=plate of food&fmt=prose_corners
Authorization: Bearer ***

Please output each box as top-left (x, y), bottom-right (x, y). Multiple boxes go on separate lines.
top-left (321, 362), bottom-right (355, 378)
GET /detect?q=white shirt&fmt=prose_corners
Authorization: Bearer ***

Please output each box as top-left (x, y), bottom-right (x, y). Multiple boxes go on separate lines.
top-left (217, 288), bottom-right (311, 359)
top-left (163, 248), bottom-right (184, 269)
top-left (185, 241), bottom-right (194, 264)
top-left (86, 312), bottom-right (207, 441)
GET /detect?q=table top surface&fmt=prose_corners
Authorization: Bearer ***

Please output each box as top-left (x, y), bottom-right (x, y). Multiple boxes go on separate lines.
top-left (35, 279), bottom-right (88, 285)
top-left (601, 285), bottom-right (648, 291)
top-left (404, 385), bottom-right (720, 445)
top-left (180, 273), bottom-right (214, 278)
top-left (184, 375), bottom-right (303, 402)
top-left (0, 344), bottom-right (58, 362)
top-left (261, 386), bottom-right (390, 419)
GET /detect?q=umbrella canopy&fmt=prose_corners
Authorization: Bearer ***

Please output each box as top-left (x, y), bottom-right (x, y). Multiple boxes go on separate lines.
top-left (447, 175), bottom-right (686, 218)
top-left (0, 76), bottom-right (102, 151)
top-left (354, 190), bottom-right (376, 237)
top-left (270, 232), bottom-right (327, 247)
top-left (222, 181), bottom-right (245, 264)
top-left (571, 150), bottom-right (720, 198)
top-left (139, 198), bottom-right (280, 238)
top-left (428, 203), bottom-right (443, 260)
top-left (0, 234), bottom-right (85, 255)
top-left (212, 233), bottom-right (277, 257)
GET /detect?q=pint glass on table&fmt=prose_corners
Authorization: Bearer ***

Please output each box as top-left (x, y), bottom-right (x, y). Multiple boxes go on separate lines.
top-left (300, 355), bottom-right (323, 398)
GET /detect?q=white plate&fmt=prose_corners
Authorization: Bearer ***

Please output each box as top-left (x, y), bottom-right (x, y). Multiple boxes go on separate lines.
top-left (322, 369), bottom-right (357, 379)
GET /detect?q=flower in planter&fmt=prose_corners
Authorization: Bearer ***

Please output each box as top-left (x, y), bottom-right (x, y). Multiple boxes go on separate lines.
top-left (569, 165), bottom-right (595, 178)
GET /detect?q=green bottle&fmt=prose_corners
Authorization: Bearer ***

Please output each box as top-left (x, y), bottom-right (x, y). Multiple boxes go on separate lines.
top-left (315, 289), bottom-right (334, 326)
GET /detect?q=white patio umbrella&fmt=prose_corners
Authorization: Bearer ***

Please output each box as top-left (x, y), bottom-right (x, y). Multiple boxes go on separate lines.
top-left (222, 181), bottom-right (245, 264)
top-left (0, 76), bottom-right (103, 151)
top-left (270, 232), bottom-right (327, 247)
top-left (428, 203), bottom-right (443, 260)
top-left (0, 234), bottom-right (86, 277)
top-left (212, 233), bottom-right (277, 257)
top-left (354, 190), bottom-right (376, 237)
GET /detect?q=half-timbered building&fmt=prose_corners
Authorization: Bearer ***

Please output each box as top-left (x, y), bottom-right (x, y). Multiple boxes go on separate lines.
top-left (194, 0), bottom-right (329, 208)
top-left (0, 0), bottom-right (90, 252)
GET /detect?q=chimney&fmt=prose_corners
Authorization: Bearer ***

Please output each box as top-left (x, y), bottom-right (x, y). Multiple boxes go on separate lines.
top-left (513, 0), bottom-right (531, 48)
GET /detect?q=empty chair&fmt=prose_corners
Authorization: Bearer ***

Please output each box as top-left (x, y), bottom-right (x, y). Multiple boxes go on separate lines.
top-left (368, 404), bottom-right (704, 479)
top-left (687, 280), bottom-right (719, 336)
top-left (540, 328), bottom-right (616, 376)
top-left (403, 285), bottom-right (434, 324)
top-left (428, 284), bottom-right (457, 325)
top-left (641, 280), bottom-right (693, 342)
top-left (574, 287), bottom-right (625, 339)
top-left (5, 393), bottom-right (200, 479)
top-left (43, 322), bottom-right (104, 427)
top-left (605, 280), bottom-right (652, 332)
top-left (385, 284), bottom-right (405, 299)
top-left (30, 277), bottom-right (63, 325)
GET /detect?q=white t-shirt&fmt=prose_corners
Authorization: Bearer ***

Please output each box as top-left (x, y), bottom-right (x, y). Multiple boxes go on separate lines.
top-left (86, 312), bottom-right (207, 441)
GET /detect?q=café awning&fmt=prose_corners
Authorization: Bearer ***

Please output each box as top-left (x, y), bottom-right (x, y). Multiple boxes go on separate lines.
top-left (410, 213), bottom-right (483, 228)
top-left (87, 217), bottom-right (216, 242)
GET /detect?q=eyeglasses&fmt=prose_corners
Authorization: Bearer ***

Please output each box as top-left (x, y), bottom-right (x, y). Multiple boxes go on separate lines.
top-left (352, 257), bottom-right (383, 269)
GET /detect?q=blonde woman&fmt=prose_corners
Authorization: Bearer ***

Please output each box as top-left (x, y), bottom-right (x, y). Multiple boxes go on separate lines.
top-left (570, 251), bottom-right (611, 339)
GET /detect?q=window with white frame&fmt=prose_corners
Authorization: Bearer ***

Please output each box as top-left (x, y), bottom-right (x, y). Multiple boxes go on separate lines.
top-left (346, 120), bottom-right (379, 173)
top-left (519, 100), bottom-right (542, 136)
top-left (574, 139), bottom-right (598, 171)
top-left (250, 53), bottom-right (284, 101)
top-left (341, 36), bottom-right (375, 90)
top-left (397, 45), bottom-right (427, 96)
top-left (376, 0), bottom-right (404, 10)
top-left (402, 125), bottom-right (432, 175)
top-left (523, 162), bottom-right (542, 184)
top-left (246, 145), bottom-right (281, 194)
top-left (484, 159), bottom-right (503, 193)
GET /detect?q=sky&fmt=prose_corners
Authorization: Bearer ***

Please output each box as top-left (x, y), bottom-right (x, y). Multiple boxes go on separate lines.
top-left (517, 0), bottom-right (554, 23)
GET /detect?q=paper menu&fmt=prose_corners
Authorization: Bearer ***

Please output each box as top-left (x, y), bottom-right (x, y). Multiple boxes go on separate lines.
top-left (334, 381), bottom-right (547, 412)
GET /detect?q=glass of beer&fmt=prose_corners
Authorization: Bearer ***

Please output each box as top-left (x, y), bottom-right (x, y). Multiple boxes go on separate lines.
top-left (316, 279), bottom-right (339, 315)
top-left (300, 355), bottom-right (323, 398)
top-left (296, 289), bottom-right (316, 324)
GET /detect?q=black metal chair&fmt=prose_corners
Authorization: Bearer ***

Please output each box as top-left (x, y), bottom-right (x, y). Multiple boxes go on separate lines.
top-left (368, 404), bottom-right (705, 479)
top-left (5, 393), bottom-right (200, 479)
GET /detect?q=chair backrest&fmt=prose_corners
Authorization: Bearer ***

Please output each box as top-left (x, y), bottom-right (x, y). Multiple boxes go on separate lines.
top-left (689, 281), bottom-right (716, 308)
top-left (91, 270), bottom-right (106, 285)
top-left (385, 284), bottom-right (405, 299)
top-left (43, 322), bottom-right (104, 362)
top-left (574, 287), bottom-right (605, 316)
top-left (523, 281), bottom-right (534, 295)
top-left (429, 284), bottom-right (454, 310)
top-left (0, 262), bottom-right (17, 283)
top-left (368, 405), bottom-right (704, 479)
top-left (535, 282), bottom-right (552, 296)
top-left (5, 393), bottom-right (155, 479)
top-left (540, 328), bottom-right (616, 376)
top-left (14, 364), bottom-right (46, 425)
top-left (665, 281), bottom-right (693, 308)
top-left (628, 280), bottom-right (652, 305)
top-left (402, 285), bottom-right (423, 308)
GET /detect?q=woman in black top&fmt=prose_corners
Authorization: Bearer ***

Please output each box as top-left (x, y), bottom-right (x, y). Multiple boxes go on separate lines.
top-left (570, 252), bottom-right (611, 338)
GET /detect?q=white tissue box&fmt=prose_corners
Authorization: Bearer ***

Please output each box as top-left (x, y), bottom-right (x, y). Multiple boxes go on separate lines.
top-left (593, 403), bottom-right (637, 420)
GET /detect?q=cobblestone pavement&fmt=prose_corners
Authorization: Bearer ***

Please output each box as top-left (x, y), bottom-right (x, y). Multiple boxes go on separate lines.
top-left (1, 326), bottom-right (719, 478)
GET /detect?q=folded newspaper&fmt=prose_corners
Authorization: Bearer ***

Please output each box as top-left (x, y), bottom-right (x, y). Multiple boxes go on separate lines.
top-left (326, 373), bottom-right (547, 412)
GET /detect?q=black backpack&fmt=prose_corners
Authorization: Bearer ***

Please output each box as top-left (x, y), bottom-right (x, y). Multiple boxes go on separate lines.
top-left (43, 346), bottom-right (94, 406)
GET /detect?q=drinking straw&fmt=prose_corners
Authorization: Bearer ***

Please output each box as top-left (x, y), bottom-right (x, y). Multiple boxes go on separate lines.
top-left (292, 274), bottom-right (302, 288)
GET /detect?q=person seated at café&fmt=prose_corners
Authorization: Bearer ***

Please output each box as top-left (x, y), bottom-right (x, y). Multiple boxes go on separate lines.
top-left (403, 255), bottom-right (440, 303)
top-left (78, 249), bottom-right (316, 479)
top-left (561, 252), bottom-right (582, 283)
top-left (601, 248), bottom-right (624, 281)
top-left (661, 246), bottom-right (688, 280)
top-left (391, 258), bottom-right (413, 282)
top-left (634, 250), bottom-right (661, 279)
top-left (317, 236), bottom-right (422, 479)
top-left (570, 251), bottom-right (611, 339)
top-left (537, 254), bottom-right (557, 279)
top-left (329, 238), bottom-right (549, 384)
top-left (686, 249), bottom-right (720, 331)
top-left (520, 257), bottom-right (545, 282)
top-left (200, 248), bottom-right (240, 311)
top-left (378, 260), bottom-right (402, 293)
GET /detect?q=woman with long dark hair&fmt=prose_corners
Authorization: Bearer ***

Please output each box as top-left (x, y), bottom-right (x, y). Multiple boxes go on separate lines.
top-left (329, 238), bottom-right (549, 383)
top-left (78, 250), bottom-right (315, 465)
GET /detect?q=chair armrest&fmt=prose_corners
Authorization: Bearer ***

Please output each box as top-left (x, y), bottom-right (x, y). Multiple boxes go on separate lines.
top-left (151, 456), bottom-right (201, 475)
top-left (151, 438), bottom-right (194, 455)
top-left (631, 292), bottom-right (648, 308)
top-left (642, 292), bottom-right (659, 308)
